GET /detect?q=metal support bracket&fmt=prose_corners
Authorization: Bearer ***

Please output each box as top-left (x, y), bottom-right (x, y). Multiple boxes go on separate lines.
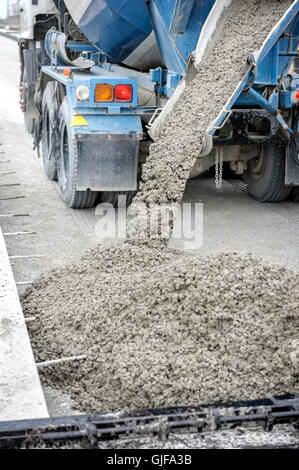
top-left (244, 87), bottom-right (293, 134)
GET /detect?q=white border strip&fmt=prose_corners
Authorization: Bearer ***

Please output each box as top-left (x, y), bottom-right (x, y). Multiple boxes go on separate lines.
top-left (0, 227), bottom-right (48, 421)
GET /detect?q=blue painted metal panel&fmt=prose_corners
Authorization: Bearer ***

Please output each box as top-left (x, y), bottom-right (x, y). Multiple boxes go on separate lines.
top-left (254, 43), bottom-right (279, 87)
top-left (71, 115), bottom-right (143, 137)
top-left (73, 0), bottom-right (152, 62)
top-left (42, 66), bottom-right (138, 108)
top-left (41, 65), bottom-right (144, 140)
top-left (147, 0), bottom-right (216, 75)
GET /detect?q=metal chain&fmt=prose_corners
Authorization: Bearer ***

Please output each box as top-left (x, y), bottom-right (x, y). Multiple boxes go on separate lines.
top-left (215, 146), bottom-right (224, 189)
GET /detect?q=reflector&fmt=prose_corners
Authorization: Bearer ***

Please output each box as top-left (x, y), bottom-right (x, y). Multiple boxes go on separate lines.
top-left (115, 85), bottom-right (133, 102)
top-left (63, 68), bottom-right (71, 77)
top-left (76, 85), bottom-right (90, 101)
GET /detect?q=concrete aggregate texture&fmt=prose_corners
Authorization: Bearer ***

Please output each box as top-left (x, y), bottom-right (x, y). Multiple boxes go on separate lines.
top-left (23, 246), bottom-right (299, 413)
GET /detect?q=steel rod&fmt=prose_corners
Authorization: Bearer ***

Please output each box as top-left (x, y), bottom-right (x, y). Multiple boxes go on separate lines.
top-left (0, 183), bottom-right (20, 187)
top-left (0, 214), bottom-right (30, 218)
top-left (9, 255), bottom-right (45, 259)
top-left (36, 355), bottom-right (88, 368)
top-left (24, 317), bottom-right (36, 323)
top-left (3, 231), bottom-right (36, 236)
top-left (0, 196), bottom-right (25, 201)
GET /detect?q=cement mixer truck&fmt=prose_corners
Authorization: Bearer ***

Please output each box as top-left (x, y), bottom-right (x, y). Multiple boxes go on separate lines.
top-left (18, 0), bottom-right (299, 208)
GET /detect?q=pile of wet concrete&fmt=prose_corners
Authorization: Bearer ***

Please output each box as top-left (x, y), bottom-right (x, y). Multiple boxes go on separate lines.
top-left (23, 244), bottom-right (298, 413)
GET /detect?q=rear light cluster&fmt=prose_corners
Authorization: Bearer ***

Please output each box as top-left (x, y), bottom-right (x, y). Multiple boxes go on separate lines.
top-left (95, 84), bottom-right (133, 102)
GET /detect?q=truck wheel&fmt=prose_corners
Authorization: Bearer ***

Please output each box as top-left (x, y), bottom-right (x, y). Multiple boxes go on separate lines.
top-left (57, 98), bottom-right (97, 209)
top-left (21, 70), bottom-right (35, 134)
top-left (100, 191), bottom-right (136, 208)
top-left (100, 166), bottom-right (141, 208)
top-left (243, 145), bottom-right (291, 202)
top-left (41, 81), bottom-right (58, 180)
top-left (290, 187), bottom-right (299, 202)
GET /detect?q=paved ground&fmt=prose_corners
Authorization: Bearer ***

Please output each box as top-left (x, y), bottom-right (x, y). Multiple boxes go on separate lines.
top-left (182, 177), bottom-right (299, 273)
top-left (0, 34), bottom-right (298, 420)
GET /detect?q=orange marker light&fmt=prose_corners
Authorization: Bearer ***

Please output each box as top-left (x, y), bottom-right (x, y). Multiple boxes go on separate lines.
top-left (95, 84), bottom-right (114, 102)
top-left (115, 84), bottom-right (133, 102)
top-left (63, 68), bottom-right (71, 77)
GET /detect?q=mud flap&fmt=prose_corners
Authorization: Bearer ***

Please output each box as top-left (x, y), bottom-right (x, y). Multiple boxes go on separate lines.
top-left (76, 136), bottom-right (140, 191)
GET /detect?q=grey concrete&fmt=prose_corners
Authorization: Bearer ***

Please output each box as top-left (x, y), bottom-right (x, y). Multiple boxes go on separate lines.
top-left (0, 227), bottom-right (48, 421)
top-left (23, 246), bottom-right (298, 414)
top-left (43, 386), bottom-right (81, 417)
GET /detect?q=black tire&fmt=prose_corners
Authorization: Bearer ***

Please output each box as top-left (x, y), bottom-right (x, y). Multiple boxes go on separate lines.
top-left (290, 187), bottom-right (299, 202)
top-left (99, 165), bottom-right (142, 208)
top-left (287, 106), bottom-right (299, 202)
top-left (99, 191), bottom-right (136, 208)
top-left (24, 110), bottom-right (35, 135)
top-left (57, 98), bottom-right (98, 209)
top-left (41, 81), bottom-right (58, 181)
top-left (21, 70), bottom-right (35, 134)
top-left (243, 145), bottom-right (291, 202)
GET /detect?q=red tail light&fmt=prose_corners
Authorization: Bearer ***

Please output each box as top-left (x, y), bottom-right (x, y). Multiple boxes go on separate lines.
top-left (295, 91), bottom-right (299, 102)
top-left (115, 85), bottom-right (133, 102)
